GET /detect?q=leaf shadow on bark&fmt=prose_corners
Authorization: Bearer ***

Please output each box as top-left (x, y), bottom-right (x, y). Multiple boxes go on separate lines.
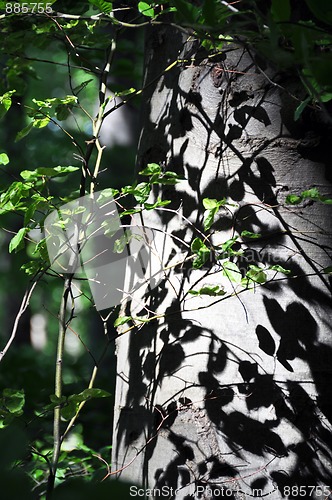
top-left (113, 32), bottom-right (332, 498)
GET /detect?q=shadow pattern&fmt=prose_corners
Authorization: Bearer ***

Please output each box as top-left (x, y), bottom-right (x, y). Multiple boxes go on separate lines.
top-left (112, 26), bottom-right (332, 499)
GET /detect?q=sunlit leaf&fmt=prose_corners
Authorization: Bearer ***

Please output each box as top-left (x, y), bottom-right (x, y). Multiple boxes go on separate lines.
top-left (114, 316), bottom-right (132, 327)
top-left (0, 90), bottom-right (16, 119)
top-left (139, 163), bottom-right (161, 176)
top-left (241, 230), bottom-right (262, 239)
top-left (0, 153), bottom-right (9, 165)
top-left (9, 227), bottom-right (29, 253)
top-left (222, 261), bottom-right (242, 283)
top-left (189, 284), bottom-right (226, 296)
top-left (138, 2), bottom-right (154, 17)
top-left (269, 265), bottom-right (291, 275)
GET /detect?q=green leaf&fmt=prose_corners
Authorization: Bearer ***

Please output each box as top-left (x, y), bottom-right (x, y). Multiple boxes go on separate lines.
top-left (33, 116), bottom-right (50, 128)
top-left (301, 187), bottom-right (320, 200)
top-left (321, 196), bottom-right (332, 204)
top-left (113, 232), bottom-right (131, 254)
top-left (49, 394), bottom-right (67, 405)
top-left (285, 194), bottom-right (302, 205)
top-left (294, 96), bottom-right (311, 121)
top-left (322, 266), bottom-right (332, 274)
top-left (20, 165), bottom-right (79, 180)
top-left (269, 265), bottom-right (292, 275)
top-left (114, 316), bottom-right (132, 327)
top-left (133, 182), bottom-right (151, 203)
top-left (114, 87), bottom-right (136, 98)
top-left (15, 122), bottom-right (33, 142)
top-left (189, 284), bottom-right (226, 296)
top-left (61, 401), bottom-right (78, 420)
top-left (245, 264), bottom-right (267, 284)
top-left (218, 237), bottom-right (240, 257)
top-left (138, 1), bottom-right (154, 17)
top-left (3, 388), bottom-right (25, 414)
top-left (0, 153), bottom-right (9, 165)
top-left (191, 237), bottom-right (211, 268)
top-left (20, 261), bottom-right (42, 276)
top-left (203, 197), bottom-right (226, 209)
top-left (88, 0), bottom-right (113, 14)
top-left (203, 207), bottom-right (218, 231)
top-left (55, 104), bottom-right (70, 121)
top-left (80, 388), bottom-right (111, 400)
top-left (144, 198), bottom-right (171, 210)
top-left (139, 163), bottom-right (161, 176)
top-left (241, 230), bottom-right (262, 239)
top-left (172, 0), bottom-right (201, 23)
top-left (0, 90), bottom-right (16, 119)
top-left (155, 171), bottom-right (184, 185)
top-left (202, 198), bottom-right (219, 210)
top-left (9, 227), bottom-right (29, 253)
top-left (222, 261), bottom-right (242, 283)
top-left (97, 188), bottom-right (119, 204)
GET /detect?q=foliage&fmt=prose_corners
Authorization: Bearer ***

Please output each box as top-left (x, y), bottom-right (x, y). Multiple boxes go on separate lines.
top-left (0, 0), bottom-right (331, 497)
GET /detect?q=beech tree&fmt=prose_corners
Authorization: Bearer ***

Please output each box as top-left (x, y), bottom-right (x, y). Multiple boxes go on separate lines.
top-left (0, 1), bottom-right (331, 498)
top-left (112, 2), bottom-right (332, 498)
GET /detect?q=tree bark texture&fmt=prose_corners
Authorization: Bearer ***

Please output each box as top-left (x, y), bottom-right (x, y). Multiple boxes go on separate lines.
top-left (112, 27), bottom-right (332, 499)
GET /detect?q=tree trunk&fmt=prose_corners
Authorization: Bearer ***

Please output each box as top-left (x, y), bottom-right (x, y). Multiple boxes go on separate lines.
top-left (112, 26), bottom-right (332, 499)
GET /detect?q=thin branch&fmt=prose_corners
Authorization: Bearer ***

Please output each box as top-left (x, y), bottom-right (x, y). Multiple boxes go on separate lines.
top-left (0, 281), bottom-right (38, 361)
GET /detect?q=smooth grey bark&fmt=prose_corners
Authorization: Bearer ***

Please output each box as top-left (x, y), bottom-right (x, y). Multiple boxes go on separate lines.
top-left (112, 27), bottom-right (332, 499)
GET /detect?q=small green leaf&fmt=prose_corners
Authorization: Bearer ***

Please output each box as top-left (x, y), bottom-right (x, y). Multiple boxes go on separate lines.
top-left (15, 122), bottom-right (34, 142)
top-left (97, 188), bottom-right (119, 203)
top-left (321, 197), bottom-right (332, 204)
top-left (144, 198), bottom-right (171, 210)
top-left (9, 227), bottom-right (29, 253)
top-left (113, 232), bottom-right (131, 254)
top-left (33, 116), bottom-right (50, 128)
top-left (294, 96), bottom-right (311, 121)
top-left (55, 104), bottom-right (70, 121)
top-left (269, 265), bottom-right (291, 275)
top-left (0, 90), bottom-right (16, 119)
top-left (301, 187), bottom-right (320, 200)
top-left (139, 163), bottom-right (161, 176)
top-left (191, 237), bottom-right (206, 253)
top-left (20, 261), bottom-right (42, 276)
top-left (156, 171), bottom-right (184, 185)
top-left (81, 388), bottom-right (111, 400)
top-left (191, 237), bottom-right (211, 268)
top-left (114, 315), bottom-right (132, 327)
top-left (203, 207), bottom-right (218, 231)
top-left (218, 237), bottom-right (239, 257)
top-left (322, 266), bottom-right (332, 274)
top-left (49, 394), bottom-right (67, 405)
top-left (115, 87), bottom-right (136, 97)
top-left (3, 388), bottom-right (25, 414)
top-left (203, 198), bottom-right (220, 210)
top-left (222, 261), bottom-right (242, 283)
top-left (241, 230), bottom-right (262, 239)
top-left (138, 1), bottom-right (154, 17)
top-left (189, 284), bottom-right (226, 296)
top-left (88, 0), bottom-right (113, 13)
top-left (285, 194), bottom-right (302, 205)
top-left (246, 264), bottom-right (267, 284)
top-left (0, 153), bottom-right (9, 165)
top-left (133, 182), bottom-right (151, 203)
top-left (20, 165), bottom-right (79, 180)
top-left (61, 401), bottom-right (77, 420)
